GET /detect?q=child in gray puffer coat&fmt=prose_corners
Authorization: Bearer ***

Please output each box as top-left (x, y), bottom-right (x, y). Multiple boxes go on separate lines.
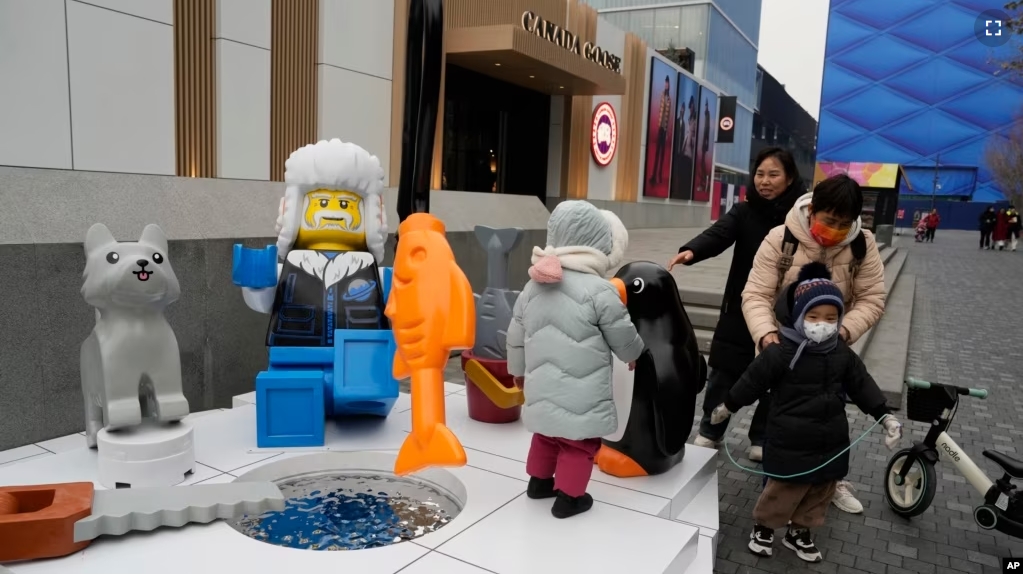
top-left (507, 200), bottom-right (645, 519)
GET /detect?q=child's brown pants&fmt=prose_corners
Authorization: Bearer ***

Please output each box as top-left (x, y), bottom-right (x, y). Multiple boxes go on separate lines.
top-left (752, 479), bottom-right (837, 529)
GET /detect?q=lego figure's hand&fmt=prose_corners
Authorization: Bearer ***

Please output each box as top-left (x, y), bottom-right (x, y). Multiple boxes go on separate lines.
top-left (233, 245), bottom-right (278, 289)
top-left (233, 245), bottom-right (279, 314)
top-left (710, 404), bottom-right (731, 425)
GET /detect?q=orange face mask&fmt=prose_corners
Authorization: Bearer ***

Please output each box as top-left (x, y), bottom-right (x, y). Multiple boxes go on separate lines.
top-left (809, 219), bottom-right (849, 247)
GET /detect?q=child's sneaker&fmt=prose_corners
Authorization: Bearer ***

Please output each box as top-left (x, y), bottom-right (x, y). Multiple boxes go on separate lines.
top-left (783, 526), bottom-right (823, 563)
top-left (526, 477), bottom-right (556, 499)
top-left (693, 435), bottom-right (719, 448)
top-left (748, 524), bottom-right (774, 557)
top-left (831, 480), bottom-right (863, 514)
top-left (551, 491), bottom-right (593, 518)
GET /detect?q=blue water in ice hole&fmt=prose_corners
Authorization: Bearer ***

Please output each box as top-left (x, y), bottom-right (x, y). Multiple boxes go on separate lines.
top-left (228, 473), bottom-right (460, 551)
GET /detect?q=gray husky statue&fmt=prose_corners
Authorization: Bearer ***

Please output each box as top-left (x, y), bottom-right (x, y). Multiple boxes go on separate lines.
top-left (80, 224), bottom-right (190, 448)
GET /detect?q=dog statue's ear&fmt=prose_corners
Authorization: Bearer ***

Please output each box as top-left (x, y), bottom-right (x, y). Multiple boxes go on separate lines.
top-left (85, 223), bottom-right (116, 256)
top-left (139, 224), bottom-right (169, 254)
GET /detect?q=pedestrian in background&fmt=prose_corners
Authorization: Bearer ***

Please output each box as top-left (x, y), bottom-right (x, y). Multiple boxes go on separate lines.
top-left (1007, 204), bottom-right (1020, 252)
top-left (995, 208), bottom-right (1009, 250)
top-left (980, 206), bottom-right (997, 249)
top-left (924, 208), bottom-right (940, 242)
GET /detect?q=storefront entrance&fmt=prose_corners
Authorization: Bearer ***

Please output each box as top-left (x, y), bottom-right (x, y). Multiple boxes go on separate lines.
top-left (441, 64), bottom-right (550, 203)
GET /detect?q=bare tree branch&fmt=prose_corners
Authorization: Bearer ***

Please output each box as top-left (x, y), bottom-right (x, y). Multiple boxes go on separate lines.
top-left (1002, 1), bottom-right (1023, 76)
top-left (984, 109), bottom-right (1023, 206)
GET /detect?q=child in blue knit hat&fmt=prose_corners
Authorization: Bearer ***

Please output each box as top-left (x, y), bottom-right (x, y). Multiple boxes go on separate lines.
top-left (709, 262), bottom-right (902, 564)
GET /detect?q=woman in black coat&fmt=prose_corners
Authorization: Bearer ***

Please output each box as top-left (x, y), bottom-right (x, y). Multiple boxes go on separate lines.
top-left (667, 147), bottom-right (803, 461)
top-left (979, 206), bottom-right (997, 250)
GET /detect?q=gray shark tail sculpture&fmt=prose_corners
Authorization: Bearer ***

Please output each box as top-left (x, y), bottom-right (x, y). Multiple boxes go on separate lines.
top-left (471, 226), bottom-right (523, 360)
top-left (461, 225), bottom-right (526, 423)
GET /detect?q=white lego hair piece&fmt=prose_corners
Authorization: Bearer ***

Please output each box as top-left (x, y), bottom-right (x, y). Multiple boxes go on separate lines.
top-left (275, 138), bottom-right (388, 262)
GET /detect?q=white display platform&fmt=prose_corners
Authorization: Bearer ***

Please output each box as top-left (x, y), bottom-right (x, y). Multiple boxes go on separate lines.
top-left (0, 386), bottom-right (718, 574)
top-left (97, 421), bottom-right (195, 489)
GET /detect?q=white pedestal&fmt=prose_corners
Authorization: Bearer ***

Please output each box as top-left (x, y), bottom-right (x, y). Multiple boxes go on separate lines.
top-left (97, 421), bottom-right (196, 489)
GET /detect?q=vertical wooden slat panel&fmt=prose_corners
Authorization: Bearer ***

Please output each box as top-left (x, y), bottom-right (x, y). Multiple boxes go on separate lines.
top-left (270, 0), bottom-right (318, 181)
top-left (390, 0), bottom-right (408, 187)
top-left (560, 96), bottom-right (573, 197)
top-left (174, 0), bottom-right (216, 177)
top-left (615, 33), bottom-right (647, 202)
top-left (430, 52), bottom-right (447, 191)
top-left (558, 0), bottom-right (588, 200)
top-left (569, 95), bottom-right (591, 198)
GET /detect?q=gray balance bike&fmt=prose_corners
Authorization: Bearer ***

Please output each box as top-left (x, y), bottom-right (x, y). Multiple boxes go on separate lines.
top-left (883, 377), bottom-right (1023, 539)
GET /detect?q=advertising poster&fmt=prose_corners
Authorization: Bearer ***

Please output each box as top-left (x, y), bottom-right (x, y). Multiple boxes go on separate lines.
top-left (711, 181), bottom-right (723, 220)
top-left (693, 86), bottom-right (717, 202)
top-left (711, 181), bottom-right (740, 220)
top-left (643, 58), bottom-right (677, 198)
top-left (669, 72), bottom-right (700, 201)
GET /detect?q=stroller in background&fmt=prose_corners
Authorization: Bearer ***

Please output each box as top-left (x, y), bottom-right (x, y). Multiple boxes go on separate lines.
top-left (914, 218), bottom-right (927, 242)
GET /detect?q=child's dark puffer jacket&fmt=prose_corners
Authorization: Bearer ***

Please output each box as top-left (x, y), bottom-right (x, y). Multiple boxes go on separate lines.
top-left (724, 340), bottom-right (889, 484)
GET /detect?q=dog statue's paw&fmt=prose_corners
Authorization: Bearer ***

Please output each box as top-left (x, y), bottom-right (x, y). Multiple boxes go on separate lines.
top-left (106, 398), bottom-right (142, 430)
top-left (155, 393), bottom-right (190, 422)
top-left (85, 427), bottom-right (99, 449)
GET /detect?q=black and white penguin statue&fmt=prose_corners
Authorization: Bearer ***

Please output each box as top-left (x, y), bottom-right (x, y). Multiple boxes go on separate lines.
top-left (597, 261), bottom-right (707, 477)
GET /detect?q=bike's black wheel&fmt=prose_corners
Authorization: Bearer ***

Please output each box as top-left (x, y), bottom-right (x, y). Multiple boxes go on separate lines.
top-left (884, 448), bottom-right (937, 517)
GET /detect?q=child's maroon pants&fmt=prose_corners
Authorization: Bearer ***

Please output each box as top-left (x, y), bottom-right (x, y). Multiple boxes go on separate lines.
top-left (525, 433), bottom-right (602, 497)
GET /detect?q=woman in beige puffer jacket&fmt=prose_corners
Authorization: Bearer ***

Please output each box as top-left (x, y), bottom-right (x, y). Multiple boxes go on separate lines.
top-left (742, 190), bottom-right (887, 352)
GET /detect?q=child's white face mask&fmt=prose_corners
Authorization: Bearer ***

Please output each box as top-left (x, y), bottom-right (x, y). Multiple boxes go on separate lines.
top-left (803, 321), bottom-right (839, 343)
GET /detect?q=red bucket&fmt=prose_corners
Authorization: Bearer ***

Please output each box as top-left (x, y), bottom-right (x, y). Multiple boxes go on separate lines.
top-left (460, 350), bottom-right (522, 424)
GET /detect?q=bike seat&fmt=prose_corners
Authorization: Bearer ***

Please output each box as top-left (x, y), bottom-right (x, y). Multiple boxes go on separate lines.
top-left (983, 450), bottom-right (1023, 478)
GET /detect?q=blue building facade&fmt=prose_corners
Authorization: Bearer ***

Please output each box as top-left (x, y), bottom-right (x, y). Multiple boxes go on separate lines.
top-left (588, 0), bottom-right (762, 183)
top-left (817, 0), bottom-right (1022, 202)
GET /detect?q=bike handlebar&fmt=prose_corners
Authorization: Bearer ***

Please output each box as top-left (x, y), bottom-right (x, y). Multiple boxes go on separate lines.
top-left (905, 377), bottom-right (988, 399)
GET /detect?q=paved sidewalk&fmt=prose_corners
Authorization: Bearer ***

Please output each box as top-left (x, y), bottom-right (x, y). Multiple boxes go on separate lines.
top-left (706, 230), bottom-right (1023, 574)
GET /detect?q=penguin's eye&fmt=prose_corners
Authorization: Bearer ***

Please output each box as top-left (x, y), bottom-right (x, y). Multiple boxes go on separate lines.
top-left (631, 278), bottom-right (645, 293)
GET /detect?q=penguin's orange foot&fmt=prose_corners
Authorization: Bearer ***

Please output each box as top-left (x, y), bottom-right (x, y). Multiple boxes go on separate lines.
top-left (596, 446), bottom-right (648, 477)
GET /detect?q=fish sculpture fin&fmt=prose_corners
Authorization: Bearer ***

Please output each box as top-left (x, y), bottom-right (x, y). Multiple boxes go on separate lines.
top-left (392, 349), bottom-right (411, 380)
top-left (441, 261), bottom-right (476, 350)
top-left (394, 423), bottom-right (467, 476)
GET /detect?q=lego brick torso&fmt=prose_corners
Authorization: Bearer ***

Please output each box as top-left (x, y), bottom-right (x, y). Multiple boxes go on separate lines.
top-left (267, 250), bottom-right (389, 347)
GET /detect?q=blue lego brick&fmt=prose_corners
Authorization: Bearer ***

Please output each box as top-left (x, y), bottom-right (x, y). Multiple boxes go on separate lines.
top-left (233, 244), bottom-right (278, 288)
top-left (268, 346), bottom-right (334, 367)
top-left (331, 329), bottom-right (399, 417)
top-left (379, 267), bottom-right (393, 307)
top-left (255, 370), bottom-right (325, 448)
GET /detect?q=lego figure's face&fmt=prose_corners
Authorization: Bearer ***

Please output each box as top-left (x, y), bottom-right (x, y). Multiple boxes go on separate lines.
top-left (296, 189), bottom-right (368, 251)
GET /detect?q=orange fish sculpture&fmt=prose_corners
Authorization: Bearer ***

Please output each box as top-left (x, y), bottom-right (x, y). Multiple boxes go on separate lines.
top-left (386, 213), bottom-right (476, 475)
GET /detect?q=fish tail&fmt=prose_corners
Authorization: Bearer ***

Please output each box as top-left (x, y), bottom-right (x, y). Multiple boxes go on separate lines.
top-left (394, 423), bottom-right (466, 476)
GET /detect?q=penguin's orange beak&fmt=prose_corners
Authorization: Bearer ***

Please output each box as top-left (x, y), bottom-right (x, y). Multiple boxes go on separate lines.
top-left (610, 277), bottom-right (627, 305)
